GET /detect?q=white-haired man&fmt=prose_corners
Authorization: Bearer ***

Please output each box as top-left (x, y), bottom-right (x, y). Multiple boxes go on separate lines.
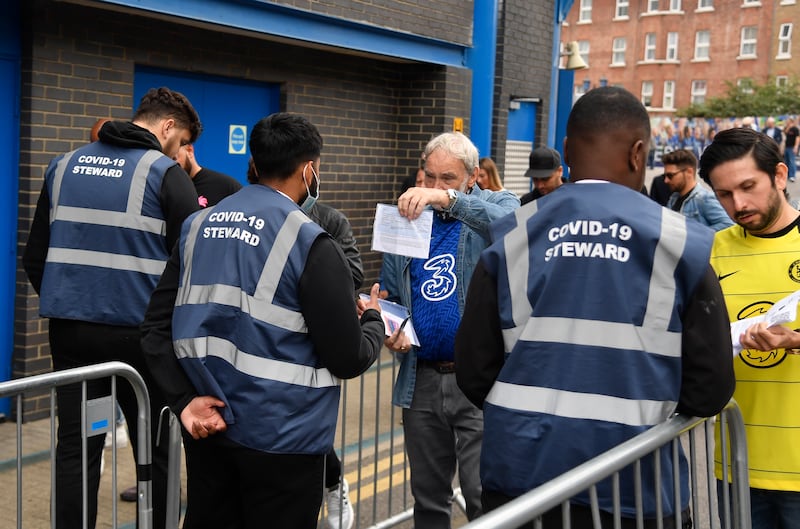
top-left (381, 132), bottom-right (520, 528)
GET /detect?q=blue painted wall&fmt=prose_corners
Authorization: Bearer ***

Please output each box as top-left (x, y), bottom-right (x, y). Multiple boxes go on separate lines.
top-left (0, 0), bottom-right (21, 415)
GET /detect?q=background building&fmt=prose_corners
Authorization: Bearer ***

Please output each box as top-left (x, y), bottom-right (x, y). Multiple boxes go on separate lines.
top-left (4, 0), bottom-right (560, 419)
top-left (561, 0), bottom-right (798, 118)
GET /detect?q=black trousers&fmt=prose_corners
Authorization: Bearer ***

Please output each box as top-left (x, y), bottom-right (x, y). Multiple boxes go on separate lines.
top-left (49, 318), bottom-right (170, 529)
top-left (483, 489), bottom-right (690, 529)
top-left (181, 432), bottom-right (325, 529)
top-left (325, 447), bottom-right (342, 489)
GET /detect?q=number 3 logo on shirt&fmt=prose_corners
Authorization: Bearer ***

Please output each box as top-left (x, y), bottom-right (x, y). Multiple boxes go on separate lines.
top-left (421, 253), bottom-right (457, 302)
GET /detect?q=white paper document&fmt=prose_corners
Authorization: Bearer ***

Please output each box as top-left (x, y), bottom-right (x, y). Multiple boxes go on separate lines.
top-left (358, 294), bottom-right (420, 346)
top-left (730, 289), bottom-right (800, 355)
top-left (371, 203), bottom-right (433, 259)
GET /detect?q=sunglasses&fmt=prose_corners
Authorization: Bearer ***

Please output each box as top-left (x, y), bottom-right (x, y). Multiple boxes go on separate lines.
top-left (662, 168), bottom-right (688, 180)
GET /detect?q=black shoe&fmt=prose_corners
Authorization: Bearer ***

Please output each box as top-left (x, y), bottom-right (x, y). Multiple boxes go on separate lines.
top-left (120, 485), bottom-right (138, 502)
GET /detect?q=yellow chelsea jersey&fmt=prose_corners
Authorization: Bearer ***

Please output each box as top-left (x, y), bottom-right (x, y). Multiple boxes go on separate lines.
top-left (711, 224), bottom-right (800, 491)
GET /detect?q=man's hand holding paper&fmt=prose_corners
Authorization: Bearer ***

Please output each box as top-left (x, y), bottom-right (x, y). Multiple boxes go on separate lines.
top-left (371, 203), bottom-right (432, 259)
top-left (732, 289), bottom-right (800, 354)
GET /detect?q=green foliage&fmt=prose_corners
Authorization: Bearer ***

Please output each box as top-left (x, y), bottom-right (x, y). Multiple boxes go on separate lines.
top-left (676, 77), bottom-right (800, 118)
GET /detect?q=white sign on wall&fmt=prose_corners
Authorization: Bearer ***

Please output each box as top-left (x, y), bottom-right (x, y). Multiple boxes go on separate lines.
top-left (228, 125), bottom-right (247, 155)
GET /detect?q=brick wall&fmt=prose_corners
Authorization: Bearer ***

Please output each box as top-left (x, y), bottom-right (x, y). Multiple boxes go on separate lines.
top-left (274, 0), bottom-right (474, 46)
top-left (15, 0), bottom-right (471, 417)
top-left (561, 0), bottom-right (781, 113)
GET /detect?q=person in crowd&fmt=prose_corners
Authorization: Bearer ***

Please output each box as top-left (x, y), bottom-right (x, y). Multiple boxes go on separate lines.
top-left (784, 116), bottom-right (798, 182)
top-left (648, 173), bottom-right (673, 206)
top-left (140, 112), bottom-right (385, 529)
top-left (762, 116), bottom-right (784, 152)
top-left (400, 165), bottom-right (426, 195)
top-left (248, 153), bottom-right (361, 529)
top-left (519, 146), bottom-right (565, 205)
top-left (381, 131), bottom-right (519, 528)
top-left (662, 149), bottom-right (733, 231)
top-left (699, 127), bottom-right (800, 529)
top-left (309, 200), bottom-right (362, 529)
top-left (477, 157), bottom-right (503, 191)
top-left (89, 116), bottom-right (131, 464)
top-left (119, 141), bottom-right (244, 503)
top-left (23, 87), bottom-right (203, 529)
top-left (456, 86), bottom-right (735, 529)
top-left (90, 117), bottom-right (110, 142)
top-left (176, 143), bottom-right (242, 207)
top-left (301, 177), bottom-right (363, 529)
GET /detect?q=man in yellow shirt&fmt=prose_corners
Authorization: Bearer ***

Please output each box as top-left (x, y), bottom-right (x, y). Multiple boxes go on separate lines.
top-left (700, 126), bottom-right (800, 529)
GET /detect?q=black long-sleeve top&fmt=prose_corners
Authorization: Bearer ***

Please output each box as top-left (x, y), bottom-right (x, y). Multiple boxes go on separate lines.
top-left (140, 233), bottom-right (385, 415)
top-left (455, 263), bottom-right (735, 418)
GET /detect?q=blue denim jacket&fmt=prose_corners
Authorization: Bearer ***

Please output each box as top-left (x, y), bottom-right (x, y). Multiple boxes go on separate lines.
top-left (666, 184), bottom-right (733, 232)
top-left (382, 186), bottom-right (520, 407)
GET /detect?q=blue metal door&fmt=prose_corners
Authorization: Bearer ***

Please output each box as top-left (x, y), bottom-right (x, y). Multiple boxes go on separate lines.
top-left (0, 0), bottom-right (21, 416)
top-left (134, 67), bottom-right (280, 184)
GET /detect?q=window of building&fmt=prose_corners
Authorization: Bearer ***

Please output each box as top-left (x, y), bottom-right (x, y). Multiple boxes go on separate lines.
top-left (777, 76), bottom-right (789, 86)
top-left (737, 78), bottom-right (754, 94)
top-left (739, 26), bottom-right (757, 58)
top-left (579, 0), bottom-right (592, 22)
top-left (647, 0), bottom-right (660, 12)
top-left (697, 0), bottom-right (713, 8)
top-left (669, 0), bottom-right (682, 10)
top-left (742, 0), bottom-right (760, 5)
top-left (694, 30), bottom-right (710, 60)
top-left (691, 80), bottom-right (707, 104)
top-left (644, 33), bottom-right (657, 61)
top-left (663, 80), bottom-right (676, 109)
top-left (780, 0), bottom-right (796, 5)
top-left (615, 0), bottom-right (629, 18)
top-left (666, 32), bottom-right (679, 60)
top-left (641, 81), bottom-right (654, 107)
top-left (578, 40), bottom-right (590, 66)
top-left (612, 37), bottom-right (626, 65)
top-left (574, 82), bottom-right (589, 103)
top-left (778, 23), bottom-right (792, 58)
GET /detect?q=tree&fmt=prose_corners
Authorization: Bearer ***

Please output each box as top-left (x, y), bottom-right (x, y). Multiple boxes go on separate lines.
top-left (677, 78), bottom-right (800, 118)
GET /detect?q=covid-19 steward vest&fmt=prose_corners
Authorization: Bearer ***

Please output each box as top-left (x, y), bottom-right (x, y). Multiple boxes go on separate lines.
top-left (481, 182), bottom-right (712, 517)
top-left (172, 184), bottom-right (340, 454)
top-left (39, 141), bottom-right (173, 326)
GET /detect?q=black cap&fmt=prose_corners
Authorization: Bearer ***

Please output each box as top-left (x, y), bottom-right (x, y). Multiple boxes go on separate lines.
top-left (525, 146), bottom-right (562, 179)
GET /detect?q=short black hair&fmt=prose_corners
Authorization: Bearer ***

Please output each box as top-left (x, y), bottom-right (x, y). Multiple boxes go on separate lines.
top-left (133, 87), bottom-right (202, 143)
top-left (249, 113), bottom-right (323, 181)
top-left (662, 149), bottom-right (698, 169)
top-left (566, 86), bottom-right (650, 142)
top-left (698, 127), bottom-right (782, 187)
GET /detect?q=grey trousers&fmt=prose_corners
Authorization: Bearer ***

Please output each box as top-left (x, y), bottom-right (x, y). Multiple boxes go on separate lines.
top-left (403, 364), bottom-right (484, 529)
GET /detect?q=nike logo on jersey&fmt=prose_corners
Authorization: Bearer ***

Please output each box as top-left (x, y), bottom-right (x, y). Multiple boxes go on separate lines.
top-left (718, 271), bottom-right (740, 281)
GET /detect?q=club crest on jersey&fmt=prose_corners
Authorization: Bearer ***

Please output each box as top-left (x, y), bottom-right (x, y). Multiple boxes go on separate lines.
top-left (788, 259), bottom-right (800, 283)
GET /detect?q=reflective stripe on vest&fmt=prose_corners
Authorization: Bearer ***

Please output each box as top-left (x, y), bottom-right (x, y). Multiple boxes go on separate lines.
top-left (487, 207), bottom-right (688, 427)
top-left (174, 335), bottom-right (338, 388)
top-left (46, 149), bottom-right (167, 274)
top-left (176, 208), bottom-right (310, 333)
top-left (499, 211), bottom-right (687, 357)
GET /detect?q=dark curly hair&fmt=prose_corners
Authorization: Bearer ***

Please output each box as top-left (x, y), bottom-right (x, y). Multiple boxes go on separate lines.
top-left (133, 87), bottom-right (202, 143)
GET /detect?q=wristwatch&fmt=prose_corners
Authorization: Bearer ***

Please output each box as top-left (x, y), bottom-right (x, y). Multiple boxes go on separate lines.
top-left (445, 188), bottom-right (458, 211)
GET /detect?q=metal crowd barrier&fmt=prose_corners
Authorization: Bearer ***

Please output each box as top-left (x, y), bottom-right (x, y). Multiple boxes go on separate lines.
top-left (457, 401), bottom-right (750, 529)
top-left (330, 353), bottom-right (749, 529)
top-left (0, 356), bottom-right (750, 529)
top-left (0, 361), bottom-right (154, 529)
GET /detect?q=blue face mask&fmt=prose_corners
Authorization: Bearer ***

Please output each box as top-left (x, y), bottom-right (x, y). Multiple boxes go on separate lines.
top-left (300, 163), bottom-right (320, 214)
